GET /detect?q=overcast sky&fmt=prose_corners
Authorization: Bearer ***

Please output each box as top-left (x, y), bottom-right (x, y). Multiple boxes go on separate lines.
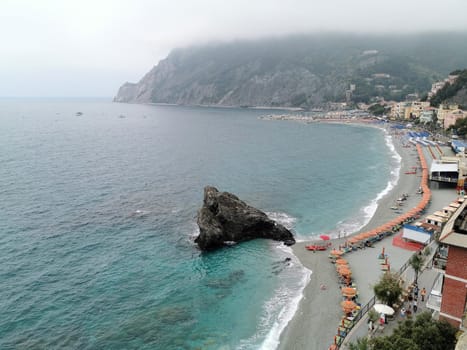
top-left (1, 0), bottom-right (467, 97)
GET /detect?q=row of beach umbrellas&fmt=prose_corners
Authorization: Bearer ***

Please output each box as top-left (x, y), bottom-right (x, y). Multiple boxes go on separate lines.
top-left (327, 144), bottom-right (429, 350)
top-left (341, 144), bottom-right (431, 248)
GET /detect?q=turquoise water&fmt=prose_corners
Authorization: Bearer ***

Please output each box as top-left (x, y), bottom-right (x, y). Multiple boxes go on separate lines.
top-left (0, 99), bottom-right (397, 349)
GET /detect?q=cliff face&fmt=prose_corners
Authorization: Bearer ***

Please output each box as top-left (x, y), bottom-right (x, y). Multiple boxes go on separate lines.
top-left (114, 33), bottom-right (467, 107)
top-left (115, 54), bottom-right (344, 106)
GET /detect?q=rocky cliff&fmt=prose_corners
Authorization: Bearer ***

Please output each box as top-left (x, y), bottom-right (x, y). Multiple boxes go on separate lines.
top-left (115, 33), bottom-right (467, 108)
top-left (195, 186), bottom-right (295, 251)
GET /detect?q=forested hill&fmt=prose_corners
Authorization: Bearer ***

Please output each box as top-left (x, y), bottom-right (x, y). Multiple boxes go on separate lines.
top-left (430, 69), bottom-right (467, 109)
top-left (115, 33), bottom-right (467, 108)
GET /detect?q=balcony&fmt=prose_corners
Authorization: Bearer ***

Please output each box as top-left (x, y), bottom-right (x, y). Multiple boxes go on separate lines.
top-left (426, 272), bottom-right (444, 312)
top-left (431, 245), bottom-right (448, 271)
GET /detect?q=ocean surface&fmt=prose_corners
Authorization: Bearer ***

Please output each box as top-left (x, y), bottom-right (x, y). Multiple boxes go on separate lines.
top-left (0, 99), bottom-right (398, 349)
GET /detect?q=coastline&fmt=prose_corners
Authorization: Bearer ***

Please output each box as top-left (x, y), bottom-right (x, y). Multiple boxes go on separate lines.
top-left (275, 122), bottom-right (455, 349)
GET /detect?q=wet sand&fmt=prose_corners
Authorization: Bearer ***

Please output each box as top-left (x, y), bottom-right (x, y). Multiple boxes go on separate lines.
top-left (277, 127), bottom-right (458, 350)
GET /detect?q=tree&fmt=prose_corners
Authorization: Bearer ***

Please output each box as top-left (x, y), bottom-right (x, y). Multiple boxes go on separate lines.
top-left (373, 272), bottom-right (403, 306)
top-left (448, 117), bottom-right (467, 138)
top-left (349, 312), bottom-right (457, 350)
top-left (409, 253), bottom-right (425, 284)
top-left (371, 336), bottom-right (418, 350)
top-left (390, 312), bottom-right (457, 350)
top-left (349, 337), bottom-right (370, 350)
top-left (368, 103), bottom-right (388, 116)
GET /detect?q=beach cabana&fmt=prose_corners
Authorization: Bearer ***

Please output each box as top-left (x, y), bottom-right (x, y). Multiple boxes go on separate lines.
top-left (402, 224), bottom-right (432, 244)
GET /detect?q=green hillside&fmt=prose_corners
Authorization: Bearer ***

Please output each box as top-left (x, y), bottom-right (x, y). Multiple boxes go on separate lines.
top-left (115, 33), bottom-right (467, 108)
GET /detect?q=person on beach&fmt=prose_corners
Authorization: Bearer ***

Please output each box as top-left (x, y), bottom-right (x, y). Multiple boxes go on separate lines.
top-left (400, 307), bottom-right (406, 318)
top-left (421, 287), bottom-right (426, 302)
top-left (368, 319), bottom-right (374, 332)
top-left (379, 315), bottom-right (385, 327)
top-left (413, 300), bottom-right (418, 313)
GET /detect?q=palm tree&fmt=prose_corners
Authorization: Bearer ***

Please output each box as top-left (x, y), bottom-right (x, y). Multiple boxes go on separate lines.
top-left (409, 253), bottom-right (424, 284)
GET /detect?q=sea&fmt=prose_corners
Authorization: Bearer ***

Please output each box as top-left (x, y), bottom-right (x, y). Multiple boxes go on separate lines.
top-left (0, 98), bottom-right (399, 350)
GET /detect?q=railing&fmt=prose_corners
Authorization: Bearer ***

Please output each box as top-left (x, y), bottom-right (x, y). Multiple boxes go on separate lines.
top-left (426, 293), bottom-right (442, 311)
top-left (432, 257), bottom-right (447, 270)
top-left (429, 176), bottom-right (458, 183)
top-left (462, 311), bottom-right (467, 331)
top-left (335, 246), bottom-right (430, 349)
top-left (336, 296), bottom-right (376, 348)
top-left (431, 245), bottom-right (448, 271)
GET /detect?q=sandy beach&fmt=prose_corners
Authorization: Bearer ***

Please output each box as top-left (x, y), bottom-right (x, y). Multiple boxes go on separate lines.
top-left (277, 124), bottom-right (458, 350)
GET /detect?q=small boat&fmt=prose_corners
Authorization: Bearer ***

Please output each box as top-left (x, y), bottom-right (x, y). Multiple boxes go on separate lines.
top-left (306, 244), bottom-right (327, 251)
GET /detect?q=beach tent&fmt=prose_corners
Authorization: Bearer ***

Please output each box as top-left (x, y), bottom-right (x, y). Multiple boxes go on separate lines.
top-left (402, 224), bottom-right (432, 244)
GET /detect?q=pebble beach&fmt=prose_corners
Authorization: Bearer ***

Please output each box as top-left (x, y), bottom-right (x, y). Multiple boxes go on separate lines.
top-left (277, 123), bottom-right (458, 350)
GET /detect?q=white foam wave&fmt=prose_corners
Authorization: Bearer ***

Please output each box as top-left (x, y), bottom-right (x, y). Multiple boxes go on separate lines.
top-left (189, 222), bottom-right (200, 239)
top-left (266, 212), bottom-right (297, 231)
top-left (237, 243), bottom-right (311, 350)
top-left (335, 128), bottom-right (401, 237)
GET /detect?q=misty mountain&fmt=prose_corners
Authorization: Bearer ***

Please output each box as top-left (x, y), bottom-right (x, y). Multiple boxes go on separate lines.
top-left (114, 33), bottom-right (467, 108)
top-left (430, 69), bottom-right (467, 108)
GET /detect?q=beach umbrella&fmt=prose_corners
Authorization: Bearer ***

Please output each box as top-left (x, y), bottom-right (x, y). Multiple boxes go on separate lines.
top-left (348, 237), bottom-right (360, 244)
top-left (341, 287), bottom-right (357, 297)
top-left (320, 234), bottom-right (330, 241)
top-left (335, 258), bottom-right (348, 265)
top-left (330, 250), bottom-right (343, 256)
top-left (338, 268), bottom-right (352, 277)
top-left (373, 303), bottom-right (394, 315)
top-left (337, 265), bottom-right (349, 272)
top-left (341, 300), bottom-right (358, 312)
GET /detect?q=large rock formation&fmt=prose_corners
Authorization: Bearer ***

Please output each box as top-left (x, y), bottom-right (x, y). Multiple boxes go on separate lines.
top-left (195, 186), bottom-right (295, 251)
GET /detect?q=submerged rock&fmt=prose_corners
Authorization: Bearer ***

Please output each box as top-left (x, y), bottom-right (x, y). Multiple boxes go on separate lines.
top-left (195, 186), bottom-right (295, 250)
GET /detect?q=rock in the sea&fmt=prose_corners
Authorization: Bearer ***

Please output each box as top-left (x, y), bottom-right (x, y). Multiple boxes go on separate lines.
top-left (195, 186), bottom-right (295, 251)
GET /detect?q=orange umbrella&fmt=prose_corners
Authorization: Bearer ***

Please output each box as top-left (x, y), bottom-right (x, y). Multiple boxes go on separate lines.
top-left (336, 258), bottom-right (348, 265)
top-left (338, 268), bottom-right (352, 277)
top-left (348, 237), bottom-right (360, 244)
top-left (382, 223), bottom-right (393, 230)
top-left (341, 287), bottom-right (357, 297)
top-left (330, 250), bottom-right (343, 256)
top-left (341, 300), bottom-right (357, 312)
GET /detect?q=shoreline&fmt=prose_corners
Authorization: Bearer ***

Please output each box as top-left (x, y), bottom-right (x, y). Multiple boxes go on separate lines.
top-left (275, 122), bottom-right (445, 349)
